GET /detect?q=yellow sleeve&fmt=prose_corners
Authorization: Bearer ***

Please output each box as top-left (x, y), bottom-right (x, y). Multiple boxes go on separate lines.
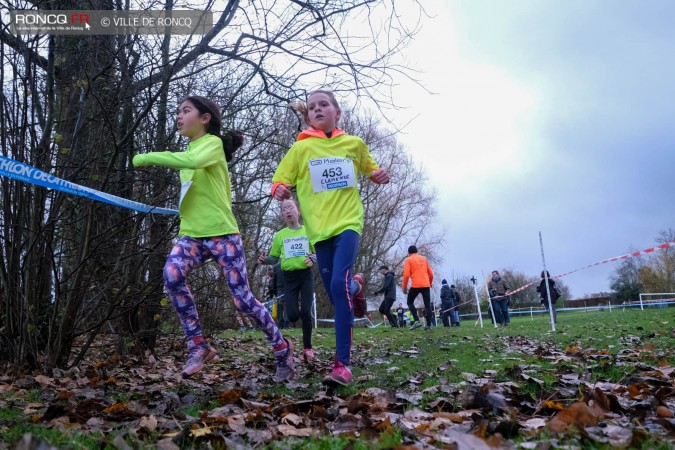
top-left (133, 137), bottom-right (222, 170)
top-left (356, 138), bottom-right (379, 176)
top-left (269, 231), bottom-right (283, 258)
top-left (272, 144), bottom-right (299, 185)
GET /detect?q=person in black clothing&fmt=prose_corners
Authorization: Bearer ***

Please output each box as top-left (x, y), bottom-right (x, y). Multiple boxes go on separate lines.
top-left (396, 302), bottom-right (406, 327)
top-left (450, 285), bottom-right (461, 326)
top-left (375, 265), bottom-right (398, 327)
top-left (439, 280), bottom-right (453, 327)
top-left (536, 270), bottom-right (560, 323)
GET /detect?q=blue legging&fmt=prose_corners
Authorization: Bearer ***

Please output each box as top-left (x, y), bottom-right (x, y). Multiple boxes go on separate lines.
top-left (164, 234), bottom-right (284, 348)
top-left (314, 230), bottom-right (359, 366)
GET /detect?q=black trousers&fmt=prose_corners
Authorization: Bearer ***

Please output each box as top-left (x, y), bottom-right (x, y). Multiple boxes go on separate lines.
top-left (283, 268), bottom-right (314, 349)
top-left (379, 297), bottom-right (398, 327)
top-left (440, 302), bottom-right (452, 327)
top-left (407, 287), bottom-right (432, 326)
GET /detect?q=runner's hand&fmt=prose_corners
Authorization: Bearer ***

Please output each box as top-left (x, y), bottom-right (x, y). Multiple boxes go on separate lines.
top-left (370, 168), bottom-right (390, 184)
top-left (273, 183), bottom-right (292, 200)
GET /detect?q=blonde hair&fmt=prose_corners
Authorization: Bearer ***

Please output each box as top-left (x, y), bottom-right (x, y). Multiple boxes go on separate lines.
top-left (290, 90), bottom-right (341, 126)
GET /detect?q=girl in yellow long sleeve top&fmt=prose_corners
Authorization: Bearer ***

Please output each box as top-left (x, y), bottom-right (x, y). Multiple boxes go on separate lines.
top-left (133, 96), bottom-right (294, 382)
top-left (270, 90), bottom-right (390, 386)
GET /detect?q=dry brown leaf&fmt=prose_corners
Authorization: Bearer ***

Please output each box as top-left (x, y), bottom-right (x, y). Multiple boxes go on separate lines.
top-left (656, 405), bottom-right (673, 417)
top-left (34, 375), bottom-right (55, 387)
top-left (588, 400), bottom-right (606, 418)
top-left (139, 415), bottom-right (158, 431)
top-left (280, 413), bottom-right (304, 426)
top-left (276, 424), bottom-right (318, 437)
top-left (542, 400), bottom-right (564, 410)
top-left (373, 416), bottom-right (393, 432)
top-left (548, 401), bottom-right (599, 433)
top-left (240, 398), bottom-right (270, 410)
top-left (219, 388), bottom-right (244, 405)
top-left (627, 383), bottom-right (651, 399)
top-left (102, 402), bottom-right (127, 414)
top-left (89, 376), bottom-right (101, 388)
top-left (57, 391), bottom-right (74, 399)
top-left (433, 411), bottom-right (463, 423)
top-left (189, 425), bottom-right (212, 437)
top-left (485, 433), bottom-right (505, 448)
top-left (590, 387), bottom-right (611, 412)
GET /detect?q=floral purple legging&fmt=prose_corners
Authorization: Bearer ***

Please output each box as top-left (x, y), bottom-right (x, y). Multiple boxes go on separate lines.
top-left (164, 234), bottom-right (284, 348)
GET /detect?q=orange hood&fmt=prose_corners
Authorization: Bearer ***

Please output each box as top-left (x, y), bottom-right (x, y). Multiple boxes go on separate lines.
top-left (297, 127), bottom-right (346, 141)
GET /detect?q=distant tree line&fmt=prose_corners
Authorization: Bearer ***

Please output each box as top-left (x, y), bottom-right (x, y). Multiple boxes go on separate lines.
top-left (610, 229), bottom-right (675, 303)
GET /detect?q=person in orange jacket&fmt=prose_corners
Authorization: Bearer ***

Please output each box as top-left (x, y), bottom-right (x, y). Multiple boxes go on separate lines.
top-left (402, 245), bottom-right (434, 330)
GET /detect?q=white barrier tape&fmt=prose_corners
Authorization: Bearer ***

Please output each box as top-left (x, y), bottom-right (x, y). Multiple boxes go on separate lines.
top-left (440, 302), bottom-right (468, 314)
top-left (552, 241), bottom-right (675, 280)
top-left (502, 241), bottom-right (675, 298)
top-left (0, 155), bottom-right (178, 215)
top-left (491, 281), bottom-right (536, 299)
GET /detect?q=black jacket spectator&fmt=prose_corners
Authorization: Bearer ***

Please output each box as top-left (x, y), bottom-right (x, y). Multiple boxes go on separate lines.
top-left (375, 271), bottom-right (396, 301)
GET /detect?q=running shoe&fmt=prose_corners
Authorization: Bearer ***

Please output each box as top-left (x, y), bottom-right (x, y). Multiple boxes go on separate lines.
top-left (303, 348), bottom-right (316, 362)
top-left (181, 341), bottom-right (217, 378)
top-left (273, 338), bottom-right (295, 382)
top-left (322, 362), bottom-right (352, 386)
top-left (409, 321), bottom-right (422, 330)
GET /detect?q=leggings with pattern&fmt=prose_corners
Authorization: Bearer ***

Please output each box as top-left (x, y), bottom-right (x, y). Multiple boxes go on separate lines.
top-left (164, 234), bottom-right (284, 348)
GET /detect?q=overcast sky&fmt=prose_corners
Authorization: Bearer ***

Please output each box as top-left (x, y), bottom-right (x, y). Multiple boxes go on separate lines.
top-left (387, 0), bottom-right (675, 298)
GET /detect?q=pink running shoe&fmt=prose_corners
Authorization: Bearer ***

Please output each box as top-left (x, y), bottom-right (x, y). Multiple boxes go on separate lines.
top-left (303, 348), bottom-right (316, 362)
top-left (273, 338), bottom-right (296, 383)
top-left (322, 362), bottom-right (352, 386)
top-left (181, 341), bottom-right (217, 378)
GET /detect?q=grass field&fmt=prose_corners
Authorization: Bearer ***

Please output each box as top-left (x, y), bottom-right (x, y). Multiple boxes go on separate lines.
top-left (1, 307), bottom-right (674, 449)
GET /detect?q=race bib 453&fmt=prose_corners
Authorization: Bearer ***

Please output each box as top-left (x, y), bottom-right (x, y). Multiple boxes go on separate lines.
top-left (308, 157), bottom-right (356, 193)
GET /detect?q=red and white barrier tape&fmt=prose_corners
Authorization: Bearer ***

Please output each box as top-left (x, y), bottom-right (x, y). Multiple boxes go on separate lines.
top-left (492, 241), bottom-right (675, 299)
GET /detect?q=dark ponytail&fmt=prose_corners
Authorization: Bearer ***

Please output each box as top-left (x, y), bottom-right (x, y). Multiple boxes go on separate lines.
top-left (218, 130), bottom-right (244, 162)
top-left (182, 95), bottom-right (244, 162)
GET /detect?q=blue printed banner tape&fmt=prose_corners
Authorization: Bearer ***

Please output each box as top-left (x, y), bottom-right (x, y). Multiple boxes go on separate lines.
top-left (0, 155), bottom-right (178, 215)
